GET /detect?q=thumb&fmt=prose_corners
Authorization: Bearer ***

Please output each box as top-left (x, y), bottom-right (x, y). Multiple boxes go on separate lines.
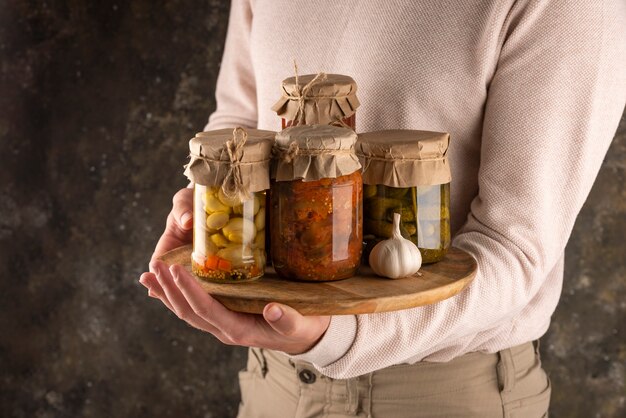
top-left (263, 303), bottom-right (327, 339)
top-left (263, 303), bottom-right (299, 336)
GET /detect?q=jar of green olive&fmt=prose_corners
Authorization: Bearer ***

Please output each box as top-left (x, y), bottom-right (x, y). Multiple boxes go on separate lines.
top-left (356, 130), bottom-right (451, 264)
top-left (184, 127), bottom-right (274, 282)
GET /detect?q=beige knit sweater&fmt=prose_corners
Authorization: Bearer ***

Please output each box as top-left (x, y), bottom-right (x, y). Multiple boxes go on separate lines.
top-left (205, 0), bottom-right (626, 379)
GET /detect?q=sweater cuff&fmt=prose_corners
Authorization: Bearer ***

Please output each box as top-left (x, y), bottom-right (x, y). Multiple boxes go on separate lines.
top-left (289, 315), bottom-right (357, 367)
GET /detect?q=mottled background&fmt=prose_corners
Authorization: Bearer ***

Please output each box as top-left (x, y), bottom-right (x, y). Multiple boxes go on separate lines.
top-left (0, 1), bottom-right (624, 417)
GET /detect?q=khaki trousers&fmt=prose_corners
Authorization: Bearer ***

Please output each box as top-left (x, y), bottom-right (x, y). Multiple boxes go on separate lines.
top-left (237, 341), bottom-right (550, 418)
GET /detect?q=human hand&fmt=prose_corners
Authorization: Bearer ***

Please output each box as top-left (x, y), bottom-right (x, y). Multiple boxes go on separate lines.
top-left (151, 188), bottom-right (193, 261)
top-left (139, 260), bottom-right (331, 355)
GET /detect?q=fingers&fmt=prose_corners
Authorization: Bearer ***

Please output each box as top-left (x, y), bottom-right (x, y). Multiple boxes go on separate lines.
top-left (139, 272), bottom-right (175, 311)
top-left (171, 188), bottom-right (194, 230)
top-left (169, 264), bottom-right (253, 346)
top-left (151, 188), bottom-right (194, 259)
top-left (149, 261), bottom-right (220, 334)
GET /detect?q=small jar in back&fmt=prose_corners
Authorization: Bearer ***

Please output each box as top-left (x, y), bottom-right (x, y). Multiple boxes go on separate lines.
top-left (184, 128), bottom-right (274, 283)
top-left (272, 73), bottom-right (359, 130)
top-left (270, 124), bottom-right (363, 281)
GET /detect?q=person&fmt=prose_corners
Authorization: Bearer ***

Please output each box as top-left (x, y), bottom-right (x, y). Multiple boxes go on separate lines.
top-left (139, 1), bottom-right (626, 416)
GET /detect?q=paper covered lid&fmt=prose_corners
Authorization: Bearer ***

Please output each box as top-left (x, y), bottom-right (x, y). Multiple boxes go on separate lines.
top-left (356, 130), bottom-right (451, 187)
top-left (272, 124), bottom-right (361, 182)
top-left (271, 73), bottom-right (360, 126)
top-left (184, 127), bottom-right (274, 199)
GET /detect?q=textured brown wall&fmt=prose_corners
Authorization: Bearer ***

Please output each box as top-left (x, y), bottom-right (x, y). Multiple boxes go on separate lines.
top-left (0, 2), bottom-right (624, 417)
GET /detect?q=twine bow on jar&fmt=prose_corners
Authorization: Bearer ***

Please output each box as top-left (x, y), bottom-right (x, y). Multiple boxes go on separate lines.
top-left (221, 127), bottom-right (251, 201)
top-left (291, 62), bottom-right (327, 126)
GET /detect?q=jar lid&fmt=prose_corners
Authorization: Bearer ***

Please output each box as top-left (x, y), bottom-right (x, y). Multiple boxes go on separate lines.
top-left (271, 73), bottom-right (360, 126)
top-left (184, 127), bottom-right (275, 199)
top-left (272, 124), bottom-right (361, 182)
top-left (356, 130), bottom-right (451, 187)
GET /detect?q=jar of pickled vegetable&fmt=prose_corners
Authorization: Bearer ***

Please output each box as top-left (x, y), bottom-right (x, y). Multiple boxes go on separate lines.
top-left (271, 73), bottom-right (359, 130)
top-left (184, 127), bottom-right (274, 282)
top-left (356, 130), bottom-right (451, 264)
top-left (270, 124), bottom-right (363, 281)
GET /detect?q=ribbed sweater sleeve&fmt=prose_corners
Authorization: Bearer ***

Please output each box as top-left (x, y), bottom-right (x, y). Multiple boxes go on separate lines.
top-left (293, 0), bottom-right (626, 378)
top-left (204, 0), bottom-right (257, 130)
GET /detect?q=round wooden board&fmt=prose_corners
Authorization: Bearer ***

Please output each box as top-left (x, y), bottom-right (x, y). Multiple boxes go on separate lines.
top-left (158, 245), bottom-right (477, 316)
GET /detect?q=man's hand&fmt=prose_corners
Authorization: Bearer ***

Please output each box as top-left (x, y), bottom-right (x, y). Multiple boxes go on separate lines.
top-left (141, 186), bottom-right (331, 355)
top-left (152, 188), bottom-right (193, 261)
top-left (139, 261), bottom-right (330, 355)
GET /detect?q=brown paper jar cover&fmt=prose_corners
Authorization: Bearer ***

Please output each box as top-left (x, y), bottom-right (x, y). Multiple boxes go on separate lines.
top-left (184, 128), bottom-right (275, 197)
top-left (272, 124), bottom-right (361, 182)
top-left (356, 130), bottom-right (451, 187)
top-left (271, 73), bottom-right (360, 126)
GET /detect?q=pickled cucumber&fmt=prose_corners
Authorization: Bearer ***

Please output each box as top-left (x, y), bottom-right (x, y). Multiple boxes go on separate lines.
top-left (364, 219), bottom-right (411, 239)
top-left (364, 197), bottom-right (404, 220)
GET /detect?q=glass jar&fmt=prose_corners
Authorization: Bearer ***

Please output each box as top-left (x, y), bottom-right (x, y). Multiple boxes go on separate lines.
top-left (363, 184), bottom-right (450, 264)
top-left (192, 187), bottom-right (266, 282)
top-left (270, 124), bottom-right (363, 281)
top-left (270, 172), bottom-right (362, 281)
top-left (184, 128), bottom-right (274, 282)
top-left (356, 130), bottom-right (452, 264)
top-left (272, 73), bottom-right (359, 130)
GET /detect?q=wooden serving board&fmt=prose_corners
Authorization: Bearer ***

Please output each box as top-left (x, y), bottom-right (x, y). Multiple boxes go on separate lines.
top-left (158, 244), bottom-right (477, 316)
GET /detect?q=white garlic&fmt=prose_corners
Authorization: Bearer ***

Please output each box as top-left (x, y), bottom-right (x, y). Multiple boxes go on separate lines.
top-left (369, 212), bottom-right (422, 279)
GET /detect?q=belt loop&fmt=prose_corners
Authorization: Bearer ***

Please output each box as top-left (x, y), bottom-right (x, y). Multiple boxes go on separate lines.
top-left (345, 377), bottom-right (359, 414)
top-left (496, 347), bottom-right (515, 394)
top-left (251, 348), bottom-right (268, 378)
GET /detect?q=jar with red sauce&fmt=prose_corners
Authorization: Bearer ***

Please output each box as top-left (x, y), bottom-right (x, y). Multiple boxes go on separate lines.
top-left (271, 73), bottom-right (359, 130)
top-left (270, 124), bottom-right (363, 281)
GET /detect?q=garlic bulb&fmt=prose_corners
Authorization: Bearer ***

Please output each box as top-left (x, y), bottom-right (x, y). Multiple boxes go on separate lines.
top-left (369, 213), bottom-right (422, 279)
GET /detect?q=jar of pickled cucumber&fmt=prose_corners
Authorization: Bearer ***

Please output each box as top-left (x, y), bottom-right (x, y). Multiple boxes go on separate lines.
top-left (270, 124), bottom-right (363, 281)
top-left (183, 127), bottom-right (274, 282)
top-left (356, 130), bottom-right (451, 264)
top-left (271, 73), bottom-right (359, 130)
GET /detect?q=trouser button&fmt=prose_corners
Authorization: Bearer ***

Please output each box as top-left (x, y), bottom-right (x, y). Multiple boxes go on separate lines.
top-left (298, 369), bottom-right (316, 384)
